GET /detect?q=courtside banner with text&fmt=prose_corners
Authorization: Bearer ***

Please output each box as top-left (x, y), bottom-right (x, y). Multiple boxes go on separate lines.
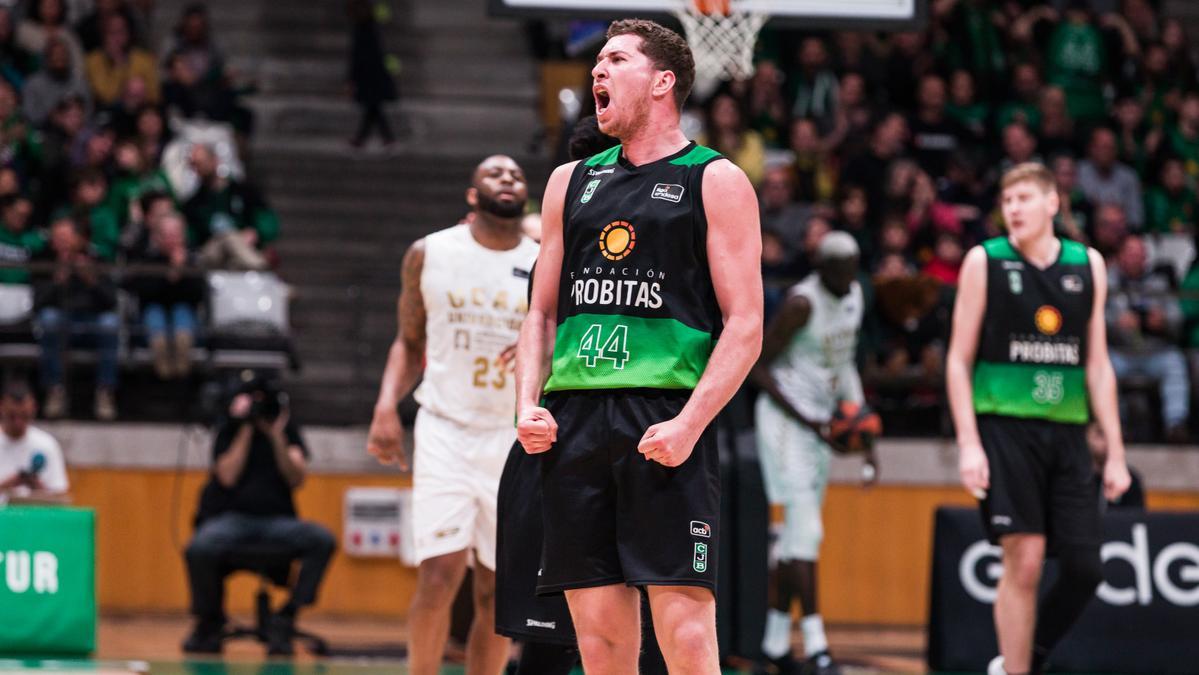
top-left (0, 507), bottom-right (95, 654)
top-left (928, 507), bottom-right (1199, 673)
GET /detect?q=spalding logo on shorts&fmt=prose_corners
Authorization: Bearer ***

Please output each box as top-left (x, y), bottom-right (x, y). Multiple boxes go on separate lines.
top-left (690, 520), bottom-right (711, 538)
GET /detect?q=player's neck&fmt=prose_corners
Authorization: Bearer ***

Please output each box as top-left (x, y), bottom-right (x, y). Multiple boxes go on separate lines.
top-left (619, 120), bottom-right (689, 166)
top-left (1009, 229), bottom-right (1060, 269)
top-left (469, 215), bottom-right (523, 251)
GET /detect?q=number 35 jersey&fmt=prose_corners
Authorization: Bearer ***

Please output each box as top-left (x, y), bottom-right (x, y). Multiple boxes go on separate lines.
top-left (415, 224), bottom-right (539, 428)
top-left (543, 142), bottom-right (726, 393)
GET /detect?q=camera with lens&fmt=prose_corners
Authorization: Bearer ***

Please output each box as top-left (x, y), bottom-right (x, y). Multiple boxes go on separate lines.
top-left (231, 370), bottom-right (289, 422)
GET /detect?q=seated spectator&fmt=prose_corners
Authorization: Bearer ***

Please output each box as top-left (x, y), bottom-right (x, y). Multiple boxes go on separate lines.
top-left (745, 61), bottom-right (787, 147)
top-left (1113, 96), bottom-right (1153, 172)
top-left (184, 143), bottom-right (278, 270)
top-left (1162, 92), bottom-right (1199, 184)
top-left (0, 8), bottom-right (38, 90)
top-left (880, 31), bottom-right (935, 111)
top-left (823, 71), bottom-right (873, 156)
top-left (85, 13), bottom-right (159, 107)
top-left (790, 36), bottom-right (839, 134)
top-left (945, 69), bottom-right (989, 142)
top-left (922, 233), bottom-right (964, 286)
top-left (1043, 3), bottom-right (1111, 125)
top-left (163, 4), bottom-right (227, 90)
top-left (1161, 18), bottom-right (1198, 95)
top-left (22, 36), bottom-right (93, 127)
top-left (758, 164), bottom-right (811, 253)
top-left (0, 195), bottom-right (43, 284)
top-left (842, 112), bottom-right (908, 217)
top-left (1078, 127), bottom-right (1144, 229)
top-left (868, 252), bottom-right (948, 382)
top-left (1086, 421), bottom-right (1144, 510)
top-left (1052, 154), bottom-right (1093, 243)
top-left (0, 80), bottom-right (41, 180)
top-left (1036, 86), bottom-right (1076, 159)
top-left (908, 73), bottom-right (965, 177)
top-left (1106, 234), bottom-right (1189, 442)
top-left (76, 0), bottom-right (147, 53)
top-left (994, 62), bottom-right (1043, 131)
top-left (701, 92), bottom-right (765, 186)
top-left (876, 216), bottom-right (914, 270)
top-left (69, 168), bottom-right (121, 261)
top-left (126, 213), bottom-right (204, 379)
top-left (1092, 203), bottom-right (1130, 260)
top-left (105, 74), bottom-right (151, 137)
top-left (16, 0), bottom-right (85, 87)
top-left (998, 121), bottom-right (1040, 175)
top-left (787, 118), bottom-right (836, 204)
top-left (836, 183), bottom-right (874, 264)
top-left (121, 189), bottom-right (174, 254)
top-left (1144, 157), bottom-right (1198, 235)
top-left (0, 380), bottom-right (69, 505)
top-left (109, 138), bottom-right (173, 226)
top-left (32, 216), bottom-right (119, 421)
top-left (183, 375), bottom-right (335, 655)
top-left (133, 103), bottom-right (168, 164)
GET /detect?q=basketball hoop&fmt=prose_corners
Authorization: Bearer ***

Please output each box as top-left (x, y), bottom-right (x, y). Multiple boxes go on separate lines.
top-left (673, 0), bottom-right (768, 98)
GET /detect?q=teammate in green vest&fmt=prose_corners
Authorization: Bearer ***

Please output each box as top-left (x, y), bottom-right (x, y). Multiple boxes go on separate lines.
top-left (947, 162), bottom-right (1131, 675)
top-left (514, 19), bottom-right (762, 675)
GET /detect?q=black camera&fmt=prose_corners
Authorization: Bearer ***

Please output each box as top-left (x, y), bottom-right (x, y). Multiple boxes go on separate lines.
top-left (233, 370), bottom-right (289, 422)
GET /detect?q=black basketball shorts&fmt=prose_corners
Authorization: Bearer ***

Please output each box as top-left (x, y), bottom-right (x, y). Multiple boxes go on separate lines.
top-left (977, 414), bottom-right (1101, 551)
top-left (536, 389), bottom-right (720, 595)
top-left (495, 441), bottom-right (576, 645)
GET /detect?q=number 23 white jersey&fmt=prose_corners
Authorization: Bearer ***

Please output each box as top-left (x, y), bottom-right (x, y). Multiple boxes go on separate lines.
top-left (414, 224), bottom-right (539, 428)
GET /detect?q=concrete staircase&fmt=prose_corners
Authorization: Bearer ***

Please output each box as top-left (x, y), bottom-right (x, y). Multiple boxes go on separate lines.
top-left (151, 0), bottom-right (547, 424)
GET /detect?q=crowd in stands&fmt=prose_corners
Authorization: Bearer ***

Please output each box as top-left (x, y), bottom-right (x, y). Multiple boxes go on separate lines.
top-left (0, 0), bottom-right (279, 421)
top-left (656, 0), bottom-right (1199, 441)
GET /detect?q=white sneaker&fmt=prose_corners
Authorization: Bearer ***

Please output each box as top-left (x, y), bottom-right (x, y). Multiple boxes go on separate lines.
top-left (987, 656), bottom-right (1006, 675)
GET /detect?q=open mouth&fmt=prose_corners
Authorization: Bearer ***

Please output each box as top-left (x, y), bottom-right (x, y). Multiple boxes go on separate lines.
top-left (594, 86), bottom-right (612, 116)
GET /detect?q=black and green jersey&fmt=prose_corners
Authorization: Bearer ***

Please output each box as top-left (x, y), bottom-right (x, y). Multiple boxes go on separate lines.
top-left (972, 237), bottom-right (1093, 424)
top-left (543, 142), bottom-right (725, 393)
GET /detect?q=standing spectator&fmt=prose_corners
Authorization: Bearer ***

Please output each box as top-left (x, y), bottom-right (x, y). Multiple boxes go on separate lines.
top-left (908, 74), bottom-right (966, 178)
top-left (347, 0), bottom-right (396, 150)
top-left (32, 216), bottom-right (120, 421)
top-left (1078, 127), bottom-right (1144, 229)
top-left (0, 380), bottom-right (69, 505)
top-left (126, 213), bottom-right (203, 380)
top-left (1044, 3), bottom-right (1110, 125)
top-left (1106, 234), bottom-right (1189, 442)
top-left (1162, 92), bottom-right (1199, 186)
top-left (945, 69), bottom-right (989, 142)
top-left (790, 37), bottom-right (839, 134)
top-left (162, 4), bottom-right (226, 89)
top-left (0, 8), bottom-right (37, 90)
top-left (184, 143), bottom-right (277, 270)
top-left (0, 195), bottom-right (43, 284)
top-left (22, 36), bottom-right (92, 127)
top-left (939, 0), bottom-right (1006, 99)
top-left (842, 112), bottom-right (907, 217)
top-left (16, 0), bottom-right (85, 86)
top-left (701, 92), bottom-right (765, 186)
top-left (1144, 157), bottom-right (1198, 235)
top-left (1160, 18), bottom-right (1198, 91)
top-left (1052, 154), bottom-right (1094, 243)
top-left (85, 13), bottom-right (160, 107)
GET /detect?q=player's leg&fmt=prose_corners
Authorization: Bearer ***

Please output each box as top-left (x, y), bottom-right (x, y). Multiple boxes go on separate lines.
top-left (565, 584), bottom-right (642, 675)
top-left (790, 429), bottom-right (834, 667)
top-left (408, 550), bottom-right (470, 675)
top-left (646, 585), bottom-right (720, 674)
top-left (466, 564), bottom-right (510, 675)
top-left (994, 533), bottom-right (1045, 675)
top-left (1030, 424), bottom-right (1104, 673)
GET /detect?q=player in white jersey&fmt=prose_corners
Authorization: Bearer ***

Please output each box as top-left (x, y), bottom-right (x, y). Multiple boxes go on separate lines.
top-left (751, 232), bottom-right (872, 675)
top-left (368, 155), bottom-right (539, 675)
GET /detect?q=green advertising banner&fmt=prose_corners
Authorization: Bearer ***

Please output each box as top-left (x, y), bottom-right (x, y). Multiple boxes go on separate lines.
top-left (0, 507), bottom-right (96, 654)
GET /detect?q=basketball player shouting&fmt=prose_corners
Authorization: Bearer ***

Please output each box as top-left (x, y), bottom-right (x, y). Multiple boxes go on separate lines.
top-left (368, 155), bottom-right (538, 675)
top-left (752, 231), bottom-right (869, 675)
top-left (515, 19), bottom-right (762, 675)
top-left (947, 163), bottom-right (1130, 675)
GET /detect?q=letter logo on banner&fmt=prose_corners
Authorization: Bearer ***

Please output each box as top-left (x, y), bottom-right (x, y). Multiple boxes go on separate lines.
top-left (959, 540), bottom-right (1003, 603)
top-left (1099, 523), bottom-right (1152, 606)
top-left (1153, 542), bottom-right (1199, 606)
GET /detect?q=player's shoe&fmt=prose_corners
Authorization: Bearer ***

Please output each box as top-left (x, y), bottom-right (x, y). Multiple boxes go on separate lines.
top-left (801, 650), bottom-right (842, 675)
top-left (987, 655), bottom-right (1006, 675)
top-left (754, 654), bottom-right (801, 675)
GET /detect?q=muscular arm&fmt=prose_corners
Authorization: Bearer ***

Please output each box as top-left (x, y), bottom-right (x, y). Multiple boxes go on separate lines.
top-left (946, 247), bottom-right (989, 495)
top-left (676, 159), bottom-right (764, 430)
top-left (515, 161), bottom-right (575, 416)
top-left (749, 293), bottom-right (819, 427)
top-left (1086, 249), bottom-right (1130, 499)
top-left (374, 240), bottom-right (428, 413)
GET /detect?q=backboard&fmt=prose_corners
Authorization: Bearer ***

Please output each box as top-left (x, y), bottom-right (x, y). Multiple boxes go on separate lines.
top-left (488, 0), bottom-right (926, 30)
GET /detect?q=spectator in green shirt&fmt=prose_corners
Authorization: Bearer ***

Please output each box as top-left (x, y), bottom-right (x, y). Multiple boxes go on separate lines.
top-left (0, 195), bottom-right (43, 284)
top-left (1164, 92), bottom-right (1199, 186)
top-left (1144, 157), bottom-right (1198, 235)
top-left (993, 62), bottom-right (1043, 133)
top-left (183, 143), bottom-right (277, 270)
top-left (68, 168), bottom-right (120, 261)
top-left (1044, 3), bottom-right (1109, 125)
top-left (945, 69), bottom-right (989, 143)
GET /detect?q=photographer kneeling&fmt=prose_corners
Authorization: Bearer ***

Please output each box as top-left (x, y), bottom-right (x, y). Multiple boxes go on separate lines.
top-left (183, 374), bottom-right (336, 655)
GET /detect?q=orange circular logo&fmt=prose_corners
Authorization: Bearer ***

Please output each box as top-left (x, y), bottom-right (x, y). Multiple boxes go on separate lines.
top-left (1035, 305), bottom-right (1062, 336)
top-left (599, 221), bottom-right (636, 261)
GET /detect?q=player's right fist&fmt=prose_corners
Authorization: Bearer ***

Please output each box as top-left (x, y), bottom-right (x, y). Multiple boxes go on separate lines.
top-left (517, 406), bottom-right (558, 454)
top-left (368, 406), bottom-right (408, 470)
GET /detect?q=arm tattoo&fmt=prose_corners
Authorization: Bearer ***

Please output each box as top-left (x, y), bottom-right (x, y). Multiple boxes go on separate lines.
top-left (399, 240), bottom-right (427, 351)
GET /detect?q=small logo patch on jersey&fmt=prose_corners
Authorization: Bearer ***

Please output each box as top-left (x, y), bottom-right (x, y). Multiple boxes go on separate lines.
top-left (992, 515), bottom-right (1012, 526)
top-left (690, 520), bottom-right (711, 538)
top-left (693, 542), bottom-right (708, 573)
top-left (1008, 270), bottom-right (1023, 295)
top-left (512, 267), bottom-right (530, 279)
top-left (526, 619), bottom-right (557, 630)
top-left (1061, 274), bottom-right (1084, 293)
top-left (651, 183), bottom-right (685, 203)
top-left (588, 168), bottom-right (615, 176)
top-left (599, 221), bottom-right (636, 261)
top-left (581, 179), bottom-right (601, 204)
top-left (1035, 305), bottom-right (1062, 335)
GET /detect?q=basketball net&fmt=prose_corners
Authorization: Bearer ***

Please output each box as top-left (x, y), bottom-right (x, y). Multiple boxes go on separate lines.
top-left (673, 0), bottom-right (768, 98)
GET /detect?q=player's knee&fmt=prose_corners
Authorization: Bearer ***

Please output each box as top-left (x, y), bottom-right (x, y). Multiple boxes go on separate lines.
top-left (575, 631), bottom-right (627, 668)
top-left (783, 507), bottom-right (823, 561)
top-left (1005, 553), bottom-right (1043, 591)
top-left (415, 558), bottom-right (462, 603)
top-left (665, 619), bottom-right (716, 665)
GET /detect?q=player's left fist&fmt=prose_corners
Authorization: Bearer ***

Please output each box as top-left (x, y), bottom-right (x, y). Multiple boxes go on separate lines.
top-left (637, 418), bottom-right (700, 467)
top-left (517, 406), bottom-right (558, 454)
top-left (1103, 457), bottom-right (1132, 502)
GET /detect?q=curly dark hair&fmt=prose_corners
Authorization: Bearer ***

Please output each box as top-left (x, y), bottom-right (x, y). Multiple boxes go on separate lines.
top-left (606, 19), bottom-right (695, 110)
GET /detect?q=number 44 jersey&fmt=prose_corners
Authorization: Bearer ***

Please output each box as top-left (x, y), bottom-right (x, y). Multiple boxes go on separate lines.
top-left (543, 143), bottom-right (726, 393)
top-left (415, 224), bottom-right (539, 428)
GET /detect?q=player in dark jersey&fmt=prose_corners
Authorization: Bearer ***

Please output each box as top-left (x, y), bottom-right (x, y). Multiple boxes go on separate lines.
top-left (947, 163), bottom-right (1131, 675)
top-left (515, 19), bottom-right (762, 674)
